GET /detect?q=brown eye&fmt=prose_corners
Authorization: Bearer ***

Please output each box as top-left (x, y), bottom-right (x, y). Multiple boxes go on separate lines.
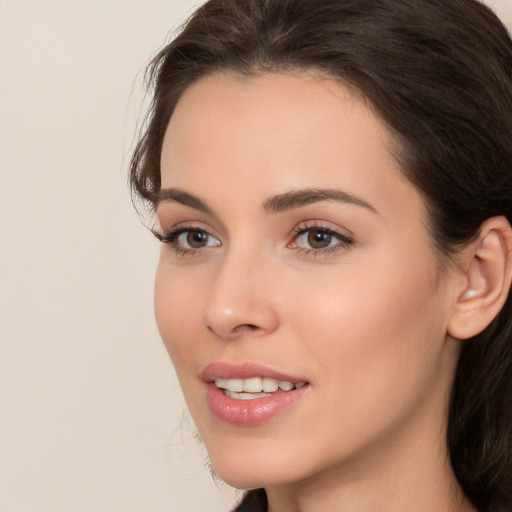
top-left (172, 228), bottom-right (221, 252)
top-left (158, 227), bottom-right (221, 254)
top-left (291, 225), bottom-right (354, 255)
top-left (307, 229), bottom-right (333, 249)
top-left (186, 230), bottom-right (210, 248)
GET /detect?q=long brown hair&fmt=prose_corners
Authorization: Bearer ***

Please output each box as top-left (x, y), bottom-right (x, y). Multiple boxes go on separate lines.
top-left (130, 1), bottom-right (512, 510)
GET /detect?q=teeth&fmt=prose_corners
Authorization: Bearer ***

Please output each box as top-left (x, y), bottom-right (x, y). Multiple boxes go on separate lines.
top-left (226, 390), bottom-right (269, 400)
top-left (262, 378), bottom-right (279, 392)
top-left (214, 378), bottom-right (243, 392)
top-left (278, 380), bottom-right (294, 391)
top-left (243, 377), bottom-right (262, 393)
top-left (215, 377), bottom-right (305, 394)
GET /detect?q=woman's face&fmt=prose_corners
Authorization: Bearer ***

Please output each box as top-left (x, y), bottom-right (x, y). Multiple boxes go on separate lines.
top-left (154, 73), bottom-right (461, 490)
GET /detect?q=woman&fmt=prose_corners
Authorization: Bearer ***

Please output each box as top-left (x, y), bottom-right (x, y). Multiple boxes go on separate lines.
top-left (130, 0), bottom-right (512, 511)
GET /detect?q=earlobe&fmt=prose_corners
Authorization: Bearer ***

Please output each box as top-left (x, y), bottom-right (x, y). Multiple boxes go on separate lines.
top-left (448, 216), bottom-right (512, 340)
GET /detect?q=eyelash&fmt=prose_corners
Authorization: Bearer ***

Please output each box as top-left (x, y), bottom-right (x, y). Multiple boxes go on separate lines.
top-left (289, 222), bottom-right (354, 257)
top-left (154, 222), bottom-right (354, 257)
top-left (153, 225), bottom-right (219, 257)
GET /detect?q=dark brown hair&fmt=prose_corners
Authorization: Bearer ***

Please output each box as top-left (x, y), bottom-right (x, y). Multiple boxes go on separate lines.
top-left (130, 1), bottom-right (512, 510)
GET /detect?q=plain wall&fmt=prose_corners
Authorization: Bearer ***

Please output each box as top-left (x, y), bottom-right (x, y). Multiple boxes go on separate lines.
top-left (1, 1), bottom-right (511, 511)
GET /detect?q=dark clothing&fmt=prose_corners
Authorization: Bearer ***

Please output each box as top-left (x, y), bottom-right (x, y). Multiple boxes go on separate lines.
top-left (233, 489), bottom-right (268, 512)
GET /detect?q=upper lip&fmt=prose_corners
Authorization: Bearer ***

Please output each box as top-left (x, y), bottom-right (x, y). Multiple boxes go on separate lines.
top-left (201, 362), bottom-right (308, 384)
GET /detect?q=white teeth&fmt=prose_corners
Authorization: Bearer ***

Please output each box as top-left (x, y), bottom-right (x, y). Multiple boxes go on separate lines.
top-left (214, 378), bottom-right (244, 392)
top-left (243, 377), bottom-right (263, 393)
top-left (215, 377), bottom-right (302, 395)
top-left (226, 390), bottom-right (269, 400)
top-left (278, 380), bottom-right (294, 391)
top-left (262, 378), bottom-right (279, 392)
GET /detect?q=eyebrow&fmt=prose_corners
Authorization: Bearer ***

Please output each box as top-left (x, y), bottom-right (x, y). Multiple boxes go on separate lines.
top-left (156, 188), bottom-right (213, 214)
top-left (156, 187), bottom-right (378, 216)
top-left (263, 188), bottom-right (379, 215)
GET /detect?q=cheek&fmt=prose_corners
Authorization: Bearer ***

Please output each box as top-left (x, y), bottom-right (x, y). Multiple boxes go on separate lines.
top-left (154, 259), bottom-right (206, 373)
top-left (290, 247), bottom-right (445, 399)
top-left (274, 253), bottom-right (449, 468)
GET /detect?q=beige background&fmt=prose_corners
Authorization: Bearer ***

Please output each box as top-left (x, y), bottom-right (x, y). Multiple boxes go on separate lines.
top-left (1, 1), bottom-right (511, 511)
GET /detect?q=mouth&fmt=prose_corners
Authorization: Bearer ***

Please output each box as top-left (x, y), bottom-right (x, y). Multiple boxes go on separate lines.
top-left (202, 362), bottom-right (310, 425)
top-left (214, 377), bottom-right (307, 400)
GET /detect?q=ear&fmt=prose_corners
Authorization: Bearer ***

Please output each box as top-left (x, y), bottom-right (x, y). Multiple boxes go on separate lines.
top-left (448, 216), bottom-right (512, 340)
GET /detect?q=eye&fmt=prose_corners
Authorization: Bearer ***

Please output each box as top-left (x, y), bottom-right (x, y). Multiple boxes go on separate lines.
top-left (155, 227), bottom-right (221, 254)
top-left (176, 229), bottom-right (219, 249)
top-left (289, 224), bottom-right (354, 255)
top-left (297, 229), bottom-right (337, 250)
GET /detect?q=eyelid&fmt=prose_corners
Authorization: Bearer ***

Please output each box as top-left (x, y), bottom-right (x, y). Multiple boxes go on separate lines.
top-left (288, 221), bottom-right (355, 256)
top-left (154, 220), bottom-right (218, 240)
top-left (154, 222), bottom-right (222, 257)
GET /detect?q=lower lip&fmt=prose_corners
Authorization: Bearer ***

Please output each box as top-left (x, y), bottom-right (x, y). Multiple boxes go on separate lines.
top-left (206, 383), bottom-right (309, 425)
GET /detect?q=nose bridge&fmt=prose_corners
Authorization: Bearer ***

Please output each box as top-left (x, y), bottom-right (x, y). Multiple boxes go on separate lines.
top-left (203, 237), bottom-right (279, 339)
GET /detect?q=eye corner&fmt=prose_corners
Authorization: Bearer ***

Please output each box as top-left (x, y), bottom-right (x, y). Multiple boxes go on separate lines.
top-left (151, 229), bottom-right (165, 242)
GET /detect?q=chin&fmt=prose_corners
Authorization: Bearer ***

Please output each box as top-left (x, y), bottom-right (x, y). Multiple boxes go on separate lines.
top-left (214, 464), bottom-right (292, 490)
top-left (216, 470), bottom-right (267, 491)
top-left (204, 437), bottom-right (312, 490)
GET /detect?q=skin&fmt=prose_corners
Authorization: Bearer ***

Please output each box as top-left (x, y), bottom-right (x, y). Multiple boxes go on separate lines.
top-left (154, 72), bottom-right (476, 512)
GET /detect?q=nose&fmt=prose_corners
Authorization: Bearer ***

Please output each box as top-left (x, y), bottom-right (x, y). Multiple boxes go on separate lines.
top-left (202, 249), bottom-right (280, 340)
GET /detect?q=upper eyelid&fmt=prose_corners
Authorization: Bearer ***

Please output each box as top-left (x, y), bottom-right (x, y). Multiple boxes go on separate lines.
top-left (293, 227), bottom-right (352, 242)
top-left (292, 220), bottom-right (355, 239)
top-left (155, 208), bottom-right (226, 239)
top-left (292, 228), bottom-right (353, 244)
top-left (157, 220), bottom-right (218, 235)
top-left (158, 225), bottom-right (218, 243)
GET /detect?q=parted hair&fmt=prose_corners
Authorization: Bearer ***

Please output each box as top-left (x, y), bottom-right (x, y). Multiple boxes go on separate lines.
top-left (129, 1), bottom-right (512, 510)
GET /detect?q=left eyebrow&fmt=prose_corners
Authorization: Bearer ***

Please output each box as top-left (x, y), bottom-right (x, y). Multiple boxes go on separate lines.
top-left (263, 188), bottom-right (379, 215)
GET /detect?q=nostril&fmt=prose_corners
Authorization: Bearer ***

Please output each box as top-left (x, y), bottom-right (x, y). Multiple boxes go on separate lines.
top-left (235, 324), bottom-right (260, 333)
top-left (206, 322), bottom-right (261, 339)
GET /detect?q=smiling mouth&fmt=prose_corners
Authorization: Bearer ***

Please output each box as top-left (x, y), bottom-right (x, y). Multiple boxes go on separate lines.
top-left (214, 377), bottom-right (308, 400)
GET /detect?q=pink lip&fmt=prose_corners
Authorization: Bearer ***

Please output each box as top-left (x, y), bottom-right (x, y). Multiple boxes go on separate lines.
top-left (201, 362), bottom-right (307, 383)
top-left (201, 362), bottom-right (310, 426)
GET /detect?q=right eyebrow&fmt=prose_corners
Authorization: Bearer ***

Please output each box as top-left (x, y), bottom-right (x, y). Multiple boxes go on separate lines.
top-left (155, 188), bottom-right (213, 214)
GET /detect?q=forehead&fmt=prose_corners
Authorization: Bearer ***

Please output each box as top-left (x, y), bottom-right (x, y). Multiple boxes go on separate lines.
top-left (160, 72), bottom-right (421, 220)
top-left (162, 72), bottom-right (390, 164)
